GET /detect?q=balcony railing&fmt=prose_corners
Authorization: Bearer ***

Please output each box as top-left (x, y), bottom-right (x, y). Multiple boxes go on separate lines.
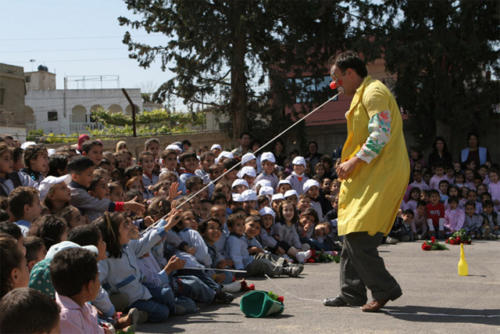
top-left (69, 122), bottom-right (104, 133)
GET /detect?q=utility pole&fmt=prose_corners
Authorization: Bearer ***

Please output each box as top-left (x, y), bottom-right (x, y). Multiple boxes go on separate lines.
top-left (121, 88), bottom-right (137, 137)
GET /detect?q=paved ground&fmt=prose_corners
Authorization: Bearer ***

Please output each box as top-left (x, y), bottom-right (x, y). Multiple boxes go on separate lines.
top-left (138, 241), bottom-right (500, 334)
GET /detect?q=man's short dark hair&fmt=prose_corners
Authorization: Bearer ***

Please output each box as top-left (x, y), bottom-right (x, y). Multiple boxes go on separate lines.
top-left (68, 224), bottom-right (101, 248)
top-left (179, 150), bottom-right (197, 162)
top-left (185, 176), bottom-right (203, 191)
top-left (0, 288), bottom-right (60, 334)
top-left (81, 140), bottom-right (103, 154)
top-left (50, 248), bottom-right (98, 297)
top-left (330, 51), bottom-right (368, 78)
top-left (68, 156), bottom-right (95, 174)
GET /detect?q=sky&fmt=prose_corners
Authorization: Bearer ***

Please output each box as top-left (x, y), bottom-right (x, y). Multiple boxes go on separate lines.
top-left (0, 0), bottom-right (171, 93)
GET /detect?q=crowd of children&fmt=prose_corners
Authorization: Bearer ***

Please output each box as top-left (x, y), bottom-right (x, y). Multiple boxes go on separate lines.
top-left (0, 132), bottom-right (498, 333)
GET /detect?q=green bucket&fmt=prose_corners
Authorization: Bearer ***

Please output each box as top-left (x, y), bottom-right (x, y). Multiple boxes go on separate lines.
top-left (240, 290), bottom-right (284, 318)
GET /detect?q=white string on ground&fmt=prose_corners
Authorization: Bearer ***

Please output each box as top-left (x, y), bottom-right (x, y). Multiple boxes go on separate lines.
top-left (264, 274), bottom-right (323, 303)
top-left (141, 91), bottom-right (342, 235)
top-left (385, 311), bottom-right (500, 318)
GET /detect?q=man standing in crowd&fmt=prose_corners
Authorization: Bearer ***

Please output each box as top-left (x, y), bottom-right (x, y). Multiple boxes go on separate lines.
top-left (323, 51), bottom-right (410, 312)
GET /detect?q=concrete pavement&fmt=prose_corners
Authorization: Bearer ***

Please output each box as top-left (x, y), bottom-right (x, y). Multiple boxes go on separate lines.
top-left (138, 240), bottom-right (500, 334)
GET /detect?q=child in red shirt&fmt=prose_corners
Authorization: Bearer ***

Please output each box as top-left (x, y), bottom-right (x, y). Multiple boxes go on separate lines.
top-left (426, 190), bottom-right (446, 239)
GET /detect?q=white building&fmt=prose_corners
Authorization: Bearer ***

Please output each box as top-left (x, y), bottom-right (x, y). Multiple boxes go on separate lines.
top-left (25, 67), bottom-right (142, 135)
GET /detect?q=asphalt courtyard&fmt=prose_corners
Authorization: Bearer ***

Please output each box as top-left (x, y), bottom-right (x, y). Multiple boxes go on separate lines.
top-left (138, 241), bottom-right (500, 334)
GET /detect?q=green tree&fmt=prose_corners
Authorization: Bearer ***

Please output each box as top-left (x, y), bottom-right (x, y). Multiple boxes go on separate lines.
top-left (118, 0), bottom-right (350, 140)
top-left (350, 0), bottom-right (500, 150)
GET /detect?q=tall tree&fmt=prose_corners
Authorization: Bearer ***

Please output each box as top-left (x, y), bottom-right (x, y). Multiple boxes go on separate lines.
top-left (350, 0), bottom-right (500, 150)
top-left (118, 0), bottom-right (350, 140)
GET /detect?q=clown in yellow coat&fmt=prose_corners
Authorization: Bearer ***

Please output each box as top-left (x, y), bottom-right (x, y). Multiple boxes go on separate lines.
top-left (323, 51), bottom-right (410, 313)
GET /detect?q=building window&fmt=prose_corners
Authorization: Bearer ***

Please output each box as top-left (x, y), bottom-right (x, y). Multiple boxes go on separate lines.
top-left (25, 75), bottom-right (31, 83)
top-left (0, 88), bottom-right (5, 106)
top-left (48, 111), bottom-right (58, 121)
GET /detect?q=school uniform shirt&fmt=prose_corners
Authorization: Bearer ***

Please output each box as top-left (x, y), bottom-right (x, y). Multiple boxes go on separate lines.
top-left (142, 173), bottom-right (159, 199)
top-left (69, 181), bottom-right (121, 222)
top-left (179, 172), bottom-right (195, 195)
top-left (258, 226), bottom-right (278, 249)
top-left (56, 293), bottom-right (104, 334)
top-left (426, 202), bottom-right (445, 227)
top-left (255, 172), bottom-right (279, 191)
top-left (444, 208), bottom-right (465, 232)
top-left (178, 228), bottom-right (211, 267)
top-left (285, 172), bottom-right (309, 195)
top-left (137, 252), bottom-right (174, 291)
top-left (401, 199), bottom-right (417, 213)
top-left (429, 175), bottom-right (447, 191)
top-left (275, 222), bottom-right (302, 249)
top-left (14, 219), bottom-right (31, 237)
top-left (225, 233), bottom-right (254, 270)
top-left (310, 200), bottom-right (324, 222)
top-left (488, 182), bottom-right (500, 211)
top-left (409, 180), bottom-right (430, 192)
top-left (195, 168), bottom-right (211, 185)
top-left (464, 214), bottom-right (483, 233)
top-left (98, 226), bottom-right (166, 305)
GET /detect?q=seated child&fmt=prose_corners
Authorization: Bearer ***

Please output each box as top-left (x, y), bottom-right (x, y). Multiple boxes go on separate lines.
top-left (463, 201), bottom-right (483, 239)
top-left (30, 215), bottom-right (68, 251)
top-left (481, 200), bottom-right (499, 239)
top-left (8, 186), bottom-right (42, 236)
top-left (275, 201), bottom-right (312, 263)
top-left (302, 179), bottom-right (324, 221)
top-left (50, 248), bottom-right (105, 333)
top-left (258, 207), bottom-right (280, 253)
top-left (68, 156), bottom-right (144, 222)
top-left (426, 190), bottom-right (446, 239)
top-left (0, 287), bottom-right (60, 334)
top-left (285, 156), bottom-right (308, 195)
top-left (298, 208), bottom-right (319, 247)
top-left (225, 213), bottom-right (302, 277)
top-left (444, 197), bottom-right (465, 234)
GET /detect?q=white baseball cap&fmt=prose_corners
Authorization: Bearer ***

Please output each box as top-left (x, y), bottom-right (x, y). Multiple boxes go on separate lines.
top-left (215, 151), bottom-right (234, 164)
top-left (45, 241), bottom-right (98, 260)
top-left (38, 174), bottom-right (72, 200)
top-left (284, 189), bottom-right (299, 198)
top-left (210, 144), bottom-right (222, 151)
top-left (232, 193), bottom-right (244, 202)
top-left (21, 141), bottom-right (36, 150)
top-left (303, 179), bottom-right (320, 193)
top-left (272, 193), bottom-right (285, 202)
top-left (166, 144), bottom-right (182, 152)
top-left (256, 179), bottom-right (272, 188)
top-left (259, 206), bottom-right (276, 218)
top-left (237, 166), bottom-right (256, 179)
top-left (278, 179), bottom-right (291, 186)
top-left (292, 156), bottom-right (306, 166)
top-left (231, 179), bottom-right (249, 189)
top-left (241, 189), bottom-right (258, 202)
top-left (260, 152), bottom-right (276, 164)
top-left (241, 152), bottom-right (256, 165)
top-left (259, 186), bottom-right (274, 196)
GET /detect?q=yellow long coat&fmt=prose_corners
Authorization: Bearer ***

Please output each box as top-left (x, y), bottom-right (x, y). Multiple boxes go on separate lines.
top-left (337, 76), bottom-right (410, 236)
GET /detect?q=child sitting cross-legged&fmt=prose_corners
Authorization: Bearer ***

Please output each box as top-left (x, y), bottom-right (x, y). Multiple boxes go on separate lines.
top-left (275, 201), bottom-right (312, 263)
top-left (225, 213), bottom-right (303, 277)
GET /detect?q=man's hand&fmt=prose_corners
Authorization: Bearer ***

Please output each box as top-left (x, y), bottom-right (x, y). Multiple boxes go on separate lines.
top-left (124, 197), bottom-right (145, 215)
top-left (186, 246), bottom-right (196, 255)
top-left (143, 216), bottom-right (154, 227)
top-left (164, 255), bottom-right (185, 274)
top-left (336, 156), bottom-right (363, 180)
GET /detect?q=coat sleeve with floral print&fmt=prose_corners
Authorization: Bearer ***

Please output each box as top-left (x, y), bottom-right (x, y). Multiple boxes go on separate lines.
top-left (355, 110), bottom-right (391, 164)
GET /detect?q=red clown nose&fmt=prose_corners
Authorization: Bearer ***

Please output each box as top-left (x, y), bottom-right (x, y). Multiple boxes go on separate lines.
top-left (330, 80), bottom-right (342, 90)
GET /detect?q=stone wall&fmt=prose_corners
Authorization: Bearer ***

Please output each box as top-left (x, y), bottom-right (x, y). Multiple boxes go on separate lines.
top-left (47, 131), bottom-right (234, 158)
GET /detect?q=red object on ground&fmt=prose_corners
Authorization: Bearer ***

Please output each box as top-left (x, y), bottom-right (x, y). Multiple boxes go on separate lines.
top-left (277, 296), bottom-right (284, 303)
